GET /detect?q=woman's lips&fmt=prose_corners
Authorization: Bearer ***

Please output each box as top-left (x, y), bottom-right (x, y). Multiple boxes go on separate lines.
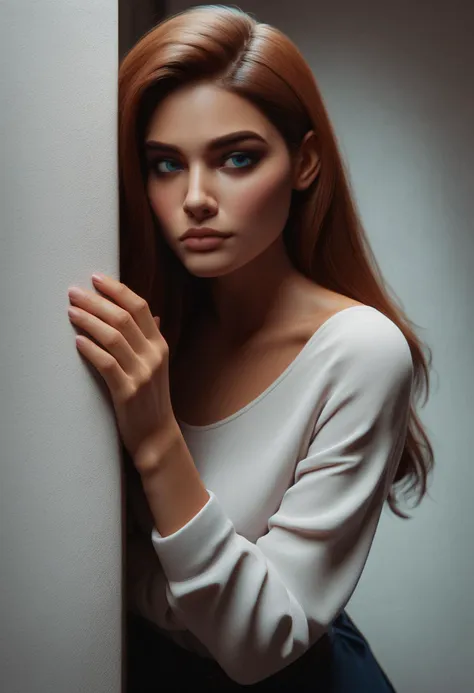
top-left (181, 235), bottom-right (231, 251)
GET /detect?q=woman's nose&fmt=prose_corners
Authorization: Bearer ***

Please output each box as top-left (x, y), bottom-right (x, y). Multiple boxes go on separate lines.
top-left (183, 168), bottom-right (217, 219)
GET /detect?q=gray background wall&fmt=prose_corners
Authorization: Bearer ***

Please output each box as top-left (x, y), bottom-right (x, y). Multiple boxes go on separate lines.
top-left (165, 2), bottom-right (473, 692)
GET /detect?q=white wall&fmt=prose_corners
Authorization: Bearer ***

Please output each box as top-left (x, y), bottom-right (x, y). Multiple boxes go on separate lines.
top-left (165, 2), bottom-right (474, 691)
top-left (1, 2), bottom-right (122, 692)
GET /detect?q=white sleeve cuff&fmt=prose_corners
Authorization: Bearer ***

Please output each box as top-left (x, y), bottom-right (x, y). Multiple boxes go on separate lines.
top-left (150, 490), bottom-right (235, 583)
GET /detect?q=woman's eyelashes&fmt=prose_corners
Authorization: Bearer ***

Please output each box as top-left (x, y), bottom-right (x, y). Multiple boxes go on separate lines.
top-left (148, 150), bottom-right (263, 176)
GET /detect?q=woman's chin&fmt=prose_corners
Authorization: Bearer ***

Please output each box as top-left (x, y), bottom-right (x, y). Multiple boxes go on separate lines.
top-left (180, 256), bottom-right (237, 278)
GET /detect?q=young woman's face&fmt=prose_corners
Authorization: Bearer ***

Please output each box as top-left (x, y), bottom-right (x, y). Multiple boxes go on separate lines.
top-left (144, 82), bottom-right (297, 278)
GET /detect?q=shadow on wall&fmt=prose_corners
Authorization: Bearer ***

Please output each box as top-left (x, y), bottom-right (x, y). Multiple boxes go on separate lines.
top-left (119, 0), bottom-right (167, 60)
top-left (118, 4), bottom-right (167, 692)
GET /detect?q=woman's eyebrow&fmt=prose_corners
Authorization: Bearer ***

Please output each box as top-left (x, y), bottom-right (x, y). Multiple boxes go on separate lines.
top-left (144, 130), bottom-right (268, 154)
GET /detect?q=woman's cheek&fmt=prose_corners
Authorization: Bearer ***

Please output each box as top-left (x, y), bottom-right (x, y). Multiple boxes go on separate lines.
top-left (148, 187), bottom-right (173, 230)
top-left (236, 174), bottom-right (292, 225)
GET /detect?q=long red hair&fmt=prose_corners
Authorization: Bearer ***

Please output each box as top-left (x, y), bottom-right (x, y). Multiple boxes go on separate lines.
top-left (118, 5), bottom-right (434, 519)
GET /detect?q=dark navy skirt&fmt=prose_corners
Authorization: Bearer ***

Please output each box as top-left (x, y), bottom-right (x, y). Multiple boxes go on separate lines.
top-left (126, 610), bottom-right (397, 692)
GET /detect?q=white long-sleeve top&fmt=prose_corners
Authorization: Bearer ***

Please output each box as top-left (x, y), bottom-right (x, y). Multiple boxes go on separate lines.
top-left (130, 305), bottom-right (414, 685)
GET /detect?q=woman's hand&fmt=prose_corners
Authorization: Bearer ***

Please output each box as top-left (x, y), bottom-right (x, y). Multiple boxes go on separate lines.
top-left (67, 273), bottom-right (178, 475)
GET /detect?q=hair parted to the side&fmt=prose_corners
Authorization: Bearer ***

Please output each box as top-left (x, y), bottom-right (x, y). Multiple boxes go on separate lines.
top-left (118, 4), bottom-right (434, 519)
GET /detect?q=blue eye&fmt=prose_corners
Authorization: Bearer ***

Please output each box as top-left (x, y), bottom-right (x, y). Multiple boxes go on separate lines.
top-left (155, 159), bottom-right (182, 173)
top-left (226, 153), bottom-right (255, 169)
top-left (148, 151), bottom-right (259, 176)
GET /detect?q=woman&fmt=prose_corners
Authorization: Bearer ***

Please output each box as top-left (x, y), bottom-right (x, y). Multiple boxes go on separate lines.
top-left (68, 5), bottom-right (434, 691)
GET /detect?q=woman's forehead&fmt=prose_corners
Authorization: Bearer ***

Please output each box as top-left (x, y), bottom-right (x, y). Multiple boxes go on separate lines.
top-left (145, 83), bottom-right (277, 147)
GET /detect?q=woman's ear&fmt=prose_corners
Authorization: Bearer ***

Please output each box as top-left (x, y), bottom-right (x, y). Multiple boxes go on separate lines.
top-left (292, 130), bottom-right (320, 191)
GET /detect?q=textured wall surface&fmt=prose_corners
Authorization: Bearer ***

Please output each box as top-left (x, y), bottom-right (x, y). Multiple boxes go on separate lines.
top-left (1, 2), bottom-right (122, 692)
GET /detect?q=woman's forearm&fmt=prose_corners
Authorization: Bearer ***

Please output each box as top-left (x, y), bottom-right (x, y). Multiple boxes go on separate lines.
top-left (136, 426), bottom-right (210, 539)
